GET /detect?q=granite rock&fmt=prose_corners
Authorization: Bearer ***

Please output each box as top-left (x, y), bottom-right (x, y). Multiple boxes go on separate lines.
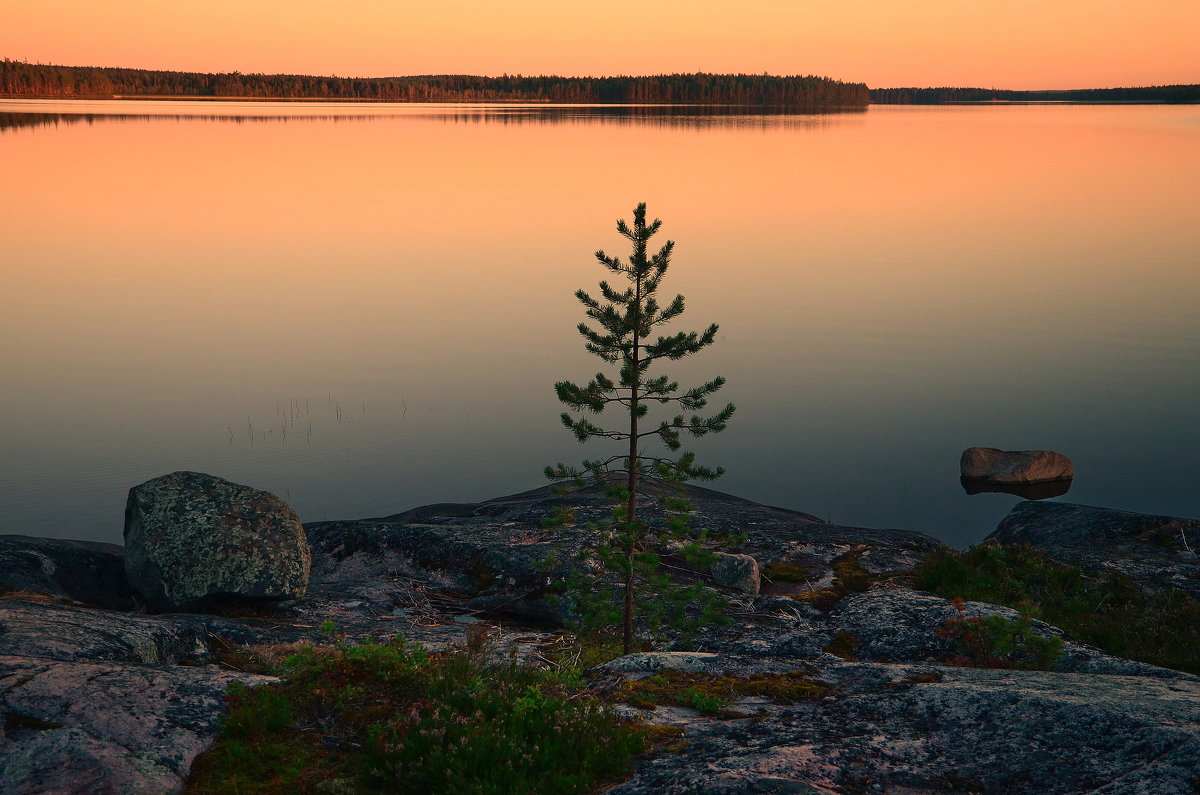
top-left (124, 471), bottom-right (311, 611)
top-left (961, 446), bottom-right (1073, 484)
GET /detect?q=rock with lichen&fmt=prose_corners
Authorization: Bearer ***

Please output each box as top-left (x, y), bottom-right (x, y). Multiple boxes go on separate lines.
top-left (123, 471), bottom-right (311, 612)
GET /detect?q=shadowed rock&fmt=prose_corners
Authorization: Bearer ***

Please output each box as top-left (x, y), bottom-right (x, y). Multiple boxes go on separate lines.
top-left (124, 471), bottom-right (311, 612)
top-left (0, 535), bottom-right (133, 610)
top-left (711, 553), bottom-right (761, 594)
top-left (987, 500), bottom-right (1200, 598)
top-left (0, 600), bottom-right (212, 665)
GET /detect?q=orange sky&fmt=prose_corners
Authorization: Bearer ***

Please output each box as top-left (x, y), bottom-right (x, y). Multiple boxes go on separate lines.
top-left (3, 0), bottom-right (1197, 89)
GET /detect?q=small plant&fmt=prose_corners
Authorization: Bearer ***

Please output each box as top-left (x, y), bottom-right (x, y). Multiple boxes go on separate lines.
top-left (936, 598), bottom-right (1063, 670)
top-left (678, 687), bottom-right (728, 716)
top-left (188, 633), bottom-right (649, 794)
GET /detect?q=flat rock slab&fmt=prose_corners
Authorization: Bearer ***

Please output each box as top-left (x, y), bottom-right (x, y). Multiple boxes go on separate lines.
top-left (0, 655), bottom-right (271, 794)
top-left (988, 501), bottom-right (1200, 598)
top-left (307, 483), bottom-right (944, 620)
top-left (603, 654), bottom-right (1200, 794)
top-left (0, 600), bottom-right (212, 665)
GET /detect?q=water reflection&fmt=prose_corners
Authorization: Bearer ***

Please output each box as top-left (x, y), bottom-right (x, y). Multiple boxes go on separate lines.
top-left (960, 478), bottom-right (1073, 500)
top-left (0, 102), bottom-right (865, 134)
top-left (1, 102), bottom-right (1197, 547)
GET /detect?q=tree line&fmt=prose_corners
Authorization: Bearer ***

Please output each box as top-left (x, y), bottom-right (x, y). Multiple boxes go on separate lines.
top-left (871, 85), bottom-right (1200, 104)
top-left (0, 60), bottom-right (869, 105)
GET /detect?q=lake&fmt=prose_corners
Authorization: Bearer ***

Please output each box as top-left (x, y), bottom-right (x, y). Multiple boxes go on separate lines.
top-left (2, 99), bottom-right (1198, 548)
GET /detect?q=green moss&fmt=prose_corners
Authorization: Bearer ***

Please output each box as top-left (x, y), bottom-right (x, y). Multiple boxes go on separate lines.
top-left (614, 668), bottom-right (826, 717)
top-left (915, 543), bottom-right (1200, 675)
top-left (823, 631), bottom-right (860, 661)
top-left (787, 549), bottom-right (882, 611)
top-left (761, 562), bottom-right (813, 583)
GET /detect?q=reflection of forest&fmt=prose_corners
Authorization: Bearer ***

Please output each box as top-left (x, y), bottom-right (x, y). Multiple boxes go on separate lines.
top-left (0, 61), bottom-right (870, 105)
top-left (0, 105), bottom-right (869, 133)
top-left (872, 85), bottom-right (1200, 103)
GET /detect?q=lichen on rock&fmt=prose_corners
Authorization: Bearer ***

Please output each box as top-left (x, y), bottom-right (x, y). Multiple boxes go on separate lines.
top-left (123, 471), bottom-right (311, 612)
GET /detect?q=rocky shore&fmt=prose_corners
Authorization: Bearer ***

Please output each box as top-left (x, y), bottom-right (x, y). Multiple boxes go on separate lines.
top-left (2, 476), bottom-right (1199, 793)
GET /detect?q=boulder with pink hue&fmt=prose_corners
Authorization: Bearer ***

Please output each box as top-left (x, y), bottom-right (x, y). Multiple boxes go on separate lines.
top-left (960, 447), bottom-right (1073, 484)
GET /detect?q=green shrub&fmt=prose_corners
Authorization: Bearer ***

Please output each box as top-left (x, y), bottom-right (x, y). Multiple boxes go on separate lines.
top-left (187, 634), bottom-right (647, 794)
top-left (936, 598), bottom-right (1063, 670)
top-left (915, 544), bottom-right (1200, 674)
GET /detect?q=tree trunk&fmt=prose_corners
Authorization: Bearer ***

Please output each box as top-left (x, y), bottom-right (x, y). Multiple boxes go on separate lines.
top-left (623, 256), bottom-right (643, 656)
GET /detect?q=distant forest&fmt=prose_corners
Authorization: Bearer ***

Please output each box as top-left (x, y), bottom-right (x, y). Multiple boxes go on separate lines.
top-left (0, 60), bottom-right (869, 105)
top-left (871, 85), bottom-right (1200, 104)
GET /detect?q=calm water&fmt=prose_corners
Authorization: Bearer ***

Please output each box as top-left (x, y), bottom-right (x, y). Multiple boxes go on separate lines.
top-left (2, 100), bottom-right (1198, 548)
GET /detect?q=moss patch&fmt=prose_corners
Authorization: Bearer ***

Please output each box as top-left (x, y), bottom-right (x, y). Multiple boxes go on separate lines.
top-left (787, 549), bottom-right (884, 611)
top-left (761, 562), bottom-right (814, 583)
top-left (613, 668), bottom-right (827, 717)
top-left (823, 630), bottom-right (860, 661)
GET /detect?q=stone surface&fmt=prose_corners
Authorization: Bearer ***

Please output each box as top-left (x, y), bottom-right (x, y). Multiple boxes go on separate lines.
top-left (961, 446), bottom-right (1073, 484)
top-left (0, 535), bottom-right (133, 610)
top-left (6, 483), bottom-right (1200, 793)
top-left (711, 553), bottom-right (761, 594)
top-left (0, 600), bottom-right (211, 665)
top-left (124, 471), bottom-right (311, 611)
top-left (988, 501), bottom-right (1200, 599)
top-left (0, 655), bottom-right (271, 794)
top-left (602, 653), bottom-right (1200, 795)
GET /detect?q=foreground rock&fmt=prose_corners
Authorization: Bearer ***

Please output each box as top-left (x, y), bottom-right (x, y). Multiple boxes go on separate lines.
top-left (601, 652), bottom-right (1200, 795)
top-left (988, 500), bottom-right (1200, 599)
top-left (124, 471), bottom-right (311, 611)
top-left (3, 485), bottom-right (1199, 793)
top-left (0, 655), bottom-right (271, 793)
top-left (961, 446), bottom-right (1073, 484)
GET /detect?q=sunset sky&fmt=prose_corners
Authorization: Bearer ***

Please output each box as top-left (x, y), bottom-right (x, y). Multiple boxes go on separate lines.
top-left (3, 0), bottom-right (1197, 89)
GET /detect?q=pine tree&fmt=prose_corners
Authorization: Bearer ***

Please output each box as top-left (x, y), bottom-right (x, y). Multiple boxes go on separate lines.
top-left (546, 203), bottom-right (735, 654)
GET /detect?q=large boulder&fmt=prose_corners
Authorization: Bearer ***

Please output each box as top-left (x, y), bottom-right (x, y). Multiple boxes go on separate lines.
top-left (124, 471), bottom-right (310, 612)
top-left (960, 447), bottom-right (1073, 484)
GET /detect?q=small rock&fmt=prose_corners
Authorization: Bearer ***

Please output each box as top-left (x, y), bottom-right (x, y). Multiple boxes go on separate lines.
top-left (712, 552), bottom-right (761, 594)
top-left (960, 447), bottom-right (1073, 484)
top-left (453, 615), bottom-right (480, 624)
top-left (123, 471), bottom-right (311, 612)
